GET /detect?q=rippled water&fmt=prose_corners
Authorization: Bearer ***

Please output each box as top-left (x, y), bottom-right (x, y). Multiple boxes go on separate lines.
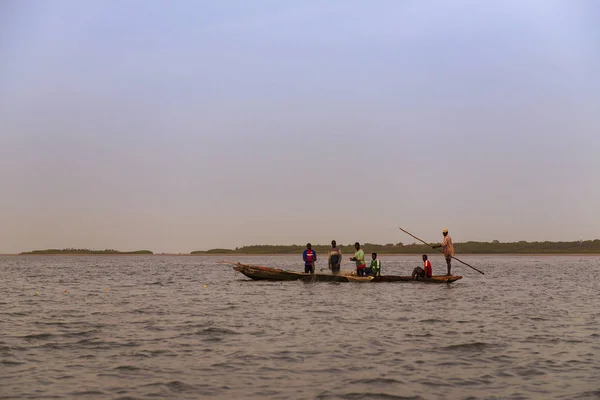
top-left (1, 255), bottom-right (599, 400)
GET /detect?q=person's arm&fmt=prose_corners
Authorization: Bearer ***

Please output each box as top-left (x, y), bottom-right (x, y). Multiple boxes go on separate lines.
top-left (442, 236), bottom-right (449, 248)
top-left (303, 250), bottom-right (307, 262)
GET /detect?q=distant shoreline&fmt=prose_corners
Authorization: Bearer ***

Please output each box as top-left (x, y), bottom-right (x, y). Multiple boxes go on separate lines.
top-left (11, 240), bottom-right (600, 256)
top-left (17, 249), bottom-right (153, 255)
top-left (188, 253), bottom-right (600, 257)
top-left (3, 253), bottom-right (600, 257)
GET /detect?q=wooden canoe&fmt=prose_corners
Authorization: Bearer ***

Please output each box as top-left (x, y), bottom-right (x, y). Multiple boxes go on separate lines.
top-left (232, 263), bottom-right (306, 281)
top-left (231, 263), bottom-right (462, 283)
top-left (300, 274), bottom-right (462, 283)
top-left (372, 275), bottom-right (462, 283)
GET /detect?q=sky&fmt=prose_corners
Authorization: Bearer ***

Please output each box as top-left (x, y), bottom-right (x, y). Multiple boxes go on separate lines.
top-left (1, 0), bottom-right (599, 253)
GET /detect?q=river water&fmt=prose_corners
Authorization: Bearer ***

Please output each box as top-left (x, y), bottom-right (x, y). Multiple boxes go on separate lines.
top-left (1, 255), bottom-right (598, 400)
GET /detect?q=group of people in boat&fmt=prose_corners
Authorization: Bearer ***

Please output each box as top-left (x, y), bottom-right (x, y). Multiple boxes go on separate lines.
top-left (302, 229), bottom-right (455, 279)
top-left (302, 241), bottom-right (382, 276)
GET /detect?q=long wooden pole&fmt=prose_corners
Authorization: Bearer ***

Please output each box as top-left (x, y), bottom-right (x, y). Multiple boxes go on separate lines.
top-left (399, 227), bottom-right (485, 275)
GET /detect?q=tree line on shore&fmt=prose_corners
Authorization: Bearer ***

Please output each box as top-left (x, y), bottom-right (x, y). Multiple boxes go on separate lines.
top-left (191, 240), bottom-right (600, 254)
top-left (18, 240), bottom-right (600, 255)
top-left (20, 248), bottom-right (153, 255)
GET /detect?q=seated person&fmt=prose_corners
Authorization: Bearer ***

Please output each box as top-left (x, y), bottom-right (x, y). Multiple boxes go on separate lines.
top-left (412, 254), bottom-right (433, 280)
top-left (365, 252), bottom-right (381, 276)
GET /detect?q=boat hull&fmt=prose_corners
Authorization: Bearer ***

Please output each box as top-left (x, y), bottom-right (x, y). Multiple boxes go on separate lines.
top-left (372, 275), bottom-right (463, 283)
top-left (300, 274), bottom-right (461, 283)
top-left (233, 263), bottom-right (306, 281)
top-left (232, 263), bottom-right (462, 283)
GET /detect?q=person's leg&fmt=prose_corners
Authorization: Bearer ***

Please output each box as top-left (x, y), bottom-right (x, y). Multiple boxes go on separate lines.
top-left (413, 267), bottom-right (424, 280)
top-left (446, 257), bottom-right (451, 276)
top-left (305, 265), bottom-right (311, 274)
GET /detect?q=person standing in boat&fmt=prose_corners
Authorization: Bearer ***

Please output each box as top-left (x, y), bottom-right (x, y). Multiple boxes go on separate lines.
top-left (349, 242), bottom-right (366, 276)
top-left (433, 228), bottom-right (454, 276)
top-left (366, 252), bottom-right (381, 277)
top-left (302, 243), bottom-right (317, 274)
top-left (412, 254), bottom-right (432, 280)
top-left (328, 240), bottom-right (342, 274)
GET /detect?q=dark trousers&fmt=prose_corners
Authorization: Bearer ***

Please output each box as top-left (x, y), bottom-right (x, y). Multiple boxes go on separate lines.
top-left (331, 264), bottom-right (340, 274)
top-left (305, 264), bottom-right (314, 274)
top-left (412, 267), bottom-right (425, 280)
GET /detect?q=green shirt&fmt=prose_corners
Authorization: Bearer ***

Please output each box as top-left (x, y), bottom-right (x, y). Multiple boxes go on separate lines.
top-left (370, 259), bottom-right (381, 275)
top-left (354, 249), bottom-right (365, 267)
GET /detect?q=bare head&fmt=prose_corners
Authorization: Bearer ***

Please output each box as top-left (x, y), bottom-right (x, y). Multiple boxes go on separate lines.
top-left (422, 254), bottom-right (428, 261)
top-left (355, 242), bottom-right (360, 250)
top-left (331, 240), bottom-right (336, 248)
top-left (372, 252), bottom-right (377, 260)
top-left (306, 243), bottom-right (312, 249)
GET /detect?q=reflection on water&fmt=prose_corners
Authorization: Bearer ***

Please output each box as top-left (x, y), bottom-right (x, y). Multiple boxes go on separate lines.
top-left (1, 255), bottom-right (599, 399)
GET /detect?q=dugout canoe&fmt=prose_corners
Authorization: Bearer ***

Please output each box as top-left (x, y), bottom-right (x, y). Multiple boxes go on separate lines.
top-left (374, 275), bottom-right (462, 283)
top-left (299, 274), bottom-right (462, 283)
top-left (230, 262), bottom-right (462, 283)
top-left (231, 263), bottom-right (306, 281)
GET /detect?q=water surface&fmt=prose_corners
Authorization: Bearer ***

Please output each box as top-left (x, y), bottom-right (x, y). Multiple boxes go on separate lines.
top-left (1, 255), bottom-right (599, 399)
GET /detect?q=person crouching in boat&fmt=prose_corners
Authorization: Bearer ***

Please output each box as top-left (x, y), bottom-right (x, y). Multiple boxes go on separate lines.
top-left (412, 254), bottom-right (432, 280)
top-left (302, 243), bottom-right (317, 274)
top-left (328, 240), bottom-right (342, 274)
top-left (366, 252), bottom-right (381, 277)
top-left (350, 242), bottom-right (366, 276)
top-left (432, 228), bottom-right (454, 276)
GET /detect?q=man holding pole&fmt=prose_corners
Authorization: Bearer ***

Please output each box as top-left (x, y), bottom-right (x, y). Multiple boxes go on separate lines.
top-left (433, 228), bottom-right (454, 276)
top-left (398, 226), bottom-right (484, 275)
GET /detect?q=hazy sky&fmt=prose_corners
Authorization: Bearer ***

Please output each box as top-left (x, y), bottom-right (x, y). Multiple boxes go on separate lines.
top-left (1, 0), bottom-right (599, 253)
